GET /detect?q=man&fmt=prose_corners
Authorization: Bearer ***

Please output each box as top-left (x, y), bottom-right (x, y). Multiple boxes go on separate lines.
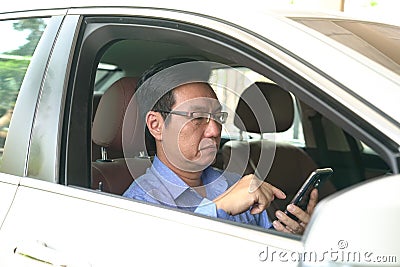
top-left (123, 58), bottom-right (317, 234)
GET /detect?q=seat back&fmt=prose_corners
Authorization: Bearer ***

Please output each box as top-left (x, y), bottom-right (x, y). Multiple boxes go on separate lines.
top-left (222, 82), bottom-right (336, 218)
top-left (91, 77), bottom-right (152, 194)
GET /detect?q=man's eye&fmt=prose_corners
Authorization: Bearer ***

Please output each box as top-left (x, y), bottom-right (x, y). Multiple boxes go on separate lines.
top-left (193, 116), bottom-right (206, 121)
top-left (192, 113), bottom-right (206, 119)
top-left (190, 113), bottom-right (209, 125)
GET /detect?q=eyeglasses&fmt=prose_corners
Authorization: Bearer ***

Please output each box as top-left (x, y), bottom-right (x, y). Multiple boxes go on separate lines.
top-left (155, 110), bottom-right (228, 125)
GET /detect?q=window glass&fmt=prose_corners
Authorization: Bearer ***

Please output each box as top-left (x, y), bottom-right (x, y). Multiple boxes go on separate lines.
top-left (209, 67), bottom-right (305, 146)
top-left (0, 18), bottom-right (48, 161)
top-left (94, 63), bottom-right (125, 94)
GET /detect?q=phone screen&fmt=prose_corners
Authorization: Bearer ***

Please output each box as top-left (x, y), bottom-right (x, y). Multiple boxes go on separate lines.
top-left (284, 168), bottom-right (333, 221)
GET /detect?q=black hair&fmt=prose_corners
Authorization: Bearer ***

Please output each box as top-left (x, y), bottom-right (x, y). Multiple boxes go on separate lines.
top-left (135, 57), bottom-right (211, 121)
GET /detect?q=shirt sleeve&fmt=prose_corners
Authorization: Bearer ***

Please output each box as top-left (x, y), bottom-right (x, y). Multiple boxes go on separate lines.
top-left (194, 198), bottom-right (272, 229)
top-left (217, 208), bottom-right (272, 229)
top-left (193, 198), bottom-right (218, 217)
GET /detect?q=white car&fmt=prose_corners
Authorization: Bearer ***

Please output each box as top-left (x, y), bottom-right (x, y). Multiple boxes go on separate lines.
top-left (0, 1), bottom-right (399, 266)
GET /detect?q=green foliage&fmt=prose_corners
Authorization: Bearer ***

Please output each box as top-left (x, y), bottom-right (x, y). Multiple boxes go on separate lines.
top-left (370, 1), bottom-right (378, 7)
top-left (8, 18), bottom-right (47, 57)
top-left (0, 59), bottom-right (29, 114)
top-left (0, 18), bottom-right (46, 116)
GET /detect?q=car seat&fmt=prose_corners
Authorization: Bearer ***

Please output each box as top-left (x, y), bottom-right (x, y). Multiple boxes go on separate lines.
top-left (221, 82), bottom-right (336, 219)
top-left (91, 77), bottom-right (152, 194)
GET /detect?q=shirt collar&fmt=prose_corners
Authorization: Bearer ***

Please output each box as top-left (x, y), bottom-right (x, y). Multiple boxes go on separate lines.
top-left (150, 156), bottom-right (228, 201)
top-left (151, 156), bottom-right (188, 200)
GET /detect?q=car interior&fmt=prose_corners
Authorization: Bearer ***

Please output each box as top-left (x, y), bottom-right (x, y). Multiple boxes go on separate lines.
top-left (61, 17), bottom-right (392, 221)
top-left (89, 47), bottom-right (390, 214)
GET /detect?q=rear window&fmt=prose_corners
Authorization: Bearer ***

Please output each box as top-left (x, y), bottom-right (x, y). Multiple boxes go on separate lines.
top-left (210, 67), bottom-right (305, 146)
top-left (0, 18), bottom-right (48, 161)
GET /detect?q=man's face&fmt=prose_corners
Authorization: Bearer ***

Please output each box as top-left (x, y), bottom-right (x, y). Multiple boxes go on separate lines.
top-left (161, 83), bottom-right (223, 172)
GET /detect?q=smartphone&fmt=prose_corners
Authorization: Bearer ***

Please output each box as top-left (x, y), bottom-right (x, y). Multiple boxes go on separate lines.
top-left (284, 168), bottom-right (333, 221)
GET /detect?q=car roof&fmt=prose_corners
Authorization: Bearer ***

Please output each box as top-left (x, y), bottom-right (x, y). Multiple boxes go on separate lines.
top-left (1, 0), bottom-right (391, 24)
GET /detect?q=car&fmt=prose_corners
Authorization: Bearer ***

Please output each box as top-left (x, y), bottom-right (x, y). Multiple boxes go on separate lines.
top-left (0, 1), bottom-right (399, 266)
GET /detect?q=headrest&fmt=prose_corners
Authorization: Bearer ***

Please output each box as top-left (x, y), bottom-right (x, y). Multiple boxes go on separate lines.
top-left (92, 77), bottom-right (138, 152)
top-left (234, 82), bottom-right (294, 133)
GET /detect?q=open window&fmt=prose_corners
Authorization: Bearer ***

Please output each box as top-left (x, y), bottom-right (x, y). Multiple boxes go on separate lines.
top-left (63, 14), bottom-right (393, 233)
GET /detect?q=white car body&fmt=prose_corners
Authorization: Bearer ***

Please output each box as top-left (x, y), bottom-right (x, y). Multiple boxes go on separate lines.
top-left (0, 1), bottom-right (399, 266)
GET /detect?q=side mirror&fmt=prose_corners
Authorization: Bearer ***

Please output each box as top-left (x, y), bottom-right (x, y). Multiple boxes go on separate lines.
top-left (302, 175), bottom-right (400, 266)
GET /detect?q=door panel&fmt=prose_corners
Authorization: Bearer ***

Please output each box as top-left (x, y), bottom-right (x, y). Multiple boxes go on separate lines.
top-left (0, 177), bottom-right (300, 266)
top-left (0, 174), bottom-right (19, 228)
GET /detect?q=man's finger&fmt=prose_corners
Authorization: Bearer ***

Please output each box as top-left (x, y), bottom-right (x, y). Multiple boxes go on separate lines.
top-left (307, 188), bottom-right (318, 214)
top-left (272, 220), bottom-right (291, 233)
top-left (275, 210), bottom-right (304, 234)
top-left (287, 204), bottom-right (311, 224)
top-left (250, 193), bottom-right (269, 214)
top-left (271, 185), bottom-right (286, 199)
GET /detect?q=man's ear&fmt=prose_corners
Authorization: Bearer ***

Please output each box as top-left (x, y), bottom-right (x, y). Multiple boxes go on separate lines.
top-left (146, 111), bottom-right (163, 141)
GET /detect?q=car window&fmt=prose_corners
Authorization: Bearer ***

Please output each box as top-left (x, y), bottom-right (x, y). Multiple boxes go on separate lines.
top-left (67, 15), bottom-right (392, 238)
top-left (210, 67), bottom-right (305, 147)
top-left (94, 63), bottom-right (125, 94)
top-left (0, 18), bottom-right (48, 163)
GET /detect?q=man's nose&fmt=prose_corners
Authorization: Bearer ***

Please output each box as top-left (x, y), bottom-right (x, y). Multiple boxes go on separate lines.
top-left (204, 118), bottom-right (222, 137)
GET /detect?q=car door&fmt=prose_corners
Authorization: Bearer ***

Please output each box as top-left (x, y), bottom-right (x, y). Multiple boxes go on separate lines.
top-left (0, 174), bottom-right (18, 227)
top-left (1, 176), bottom-right (304, 266)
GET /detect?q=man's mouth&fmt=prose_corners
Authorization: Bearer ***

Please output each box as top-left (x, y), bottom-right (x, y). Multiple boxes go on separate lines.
top-left (198, 139), bottom-right (218, 152)
top-left (200, 145), bottom-right (217, 151)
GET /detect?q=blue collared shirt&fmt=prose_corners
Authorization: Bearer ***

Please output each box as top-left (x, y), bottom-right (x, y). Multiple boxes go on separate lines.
top-left (123, 156), bottom-right (272, 228)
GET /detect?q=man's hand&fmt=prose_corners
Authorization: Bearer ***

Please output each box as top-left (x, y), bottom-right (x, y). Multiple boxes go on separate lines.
top-left (273, 188), bottom-right (318, 235)
top-left (213, 174), bottom-right (286, 216)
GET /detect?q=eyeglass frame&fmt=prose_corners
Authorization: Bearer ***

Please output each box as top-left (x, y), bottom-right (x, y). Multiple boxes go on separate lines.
top-left (154, 110), bottom-right (228, 125)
